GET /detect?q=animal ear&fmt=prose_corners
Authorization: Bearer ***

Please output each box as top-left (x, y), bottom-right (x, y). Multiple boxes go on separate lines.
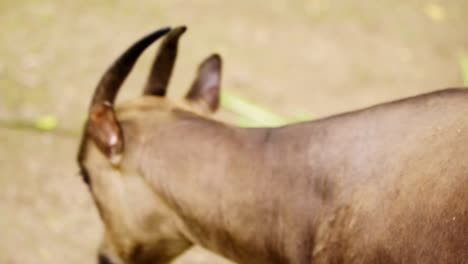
top-left (87, 103), bottom-right (123, 165)
top-left (185, 54), bottom-right (222, 112)
top-left (84, 27), bottom-right (170, 165)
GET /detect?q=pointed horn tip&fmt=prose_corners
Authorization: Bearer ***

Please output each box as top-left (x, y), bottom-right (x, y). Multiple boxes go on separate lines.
top-left (146, 26), bottom-right (171, 38)
top-left (159, 26), bottom-right (172, 33)
top-left (172, 25), bottom-right (187, 35)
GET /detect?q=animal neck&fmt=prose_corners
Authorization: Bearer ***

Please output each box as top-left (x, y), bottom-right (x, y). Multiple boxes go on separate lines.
top-left (139, 117), bottom-right (326, 262)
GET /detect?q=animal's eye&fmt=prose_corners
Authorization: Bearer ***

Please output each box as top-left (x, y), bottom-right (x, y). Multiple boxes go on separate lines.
top-left (79, 166), bottom-right (91, 185)
top-left (98, 254), bottom-right (113, 264)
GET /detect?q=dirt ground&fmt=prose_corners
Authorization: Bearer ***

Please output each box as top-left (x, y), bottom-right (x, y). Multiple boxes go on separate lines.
top-left (0, 1), bottom-right (467, 263)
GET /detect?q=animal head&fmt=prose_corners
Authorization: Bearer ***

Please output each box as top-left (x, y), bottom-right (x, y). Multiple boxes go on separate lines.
top-left (77, 26), bottom-right (222, 263)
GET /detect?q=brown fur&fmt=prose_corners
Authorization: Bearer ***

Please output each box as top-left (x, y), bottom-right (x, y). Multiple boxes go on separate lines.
top-left (78, 27), bottom-right (468, 264)
top-left (80, 89), bottom-right (468, 264)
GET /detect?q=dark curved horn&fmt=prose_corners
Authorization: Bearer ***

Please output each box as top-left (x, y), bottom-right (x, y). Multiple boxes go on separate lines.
top-left (143, 26), bottom-right (187, 96)
top-left (90, 27), bottom-right (171, 108)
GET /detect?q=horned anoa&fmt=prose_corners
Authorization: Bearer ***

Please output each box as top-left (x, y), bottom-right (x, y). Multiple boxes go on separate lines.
top-left (78, 26), bottom-right (468, 264)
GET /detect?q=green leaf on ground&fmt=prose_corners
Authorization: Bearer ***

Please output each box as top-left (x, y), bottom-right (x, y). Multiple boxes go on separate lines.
top-left (34, 115), bottom-right (58, 131)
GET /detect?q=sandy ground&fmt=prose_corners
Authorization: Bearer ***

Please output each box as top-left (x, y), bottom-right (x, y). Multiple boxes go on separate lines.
top-left (0, 1), bottom-right (467, 263)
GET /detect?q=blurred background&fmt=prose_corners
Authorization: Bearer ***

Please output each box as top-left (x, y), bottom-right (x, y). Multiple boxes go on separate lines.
top-left (0, 0), bottom-right (467, 263)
